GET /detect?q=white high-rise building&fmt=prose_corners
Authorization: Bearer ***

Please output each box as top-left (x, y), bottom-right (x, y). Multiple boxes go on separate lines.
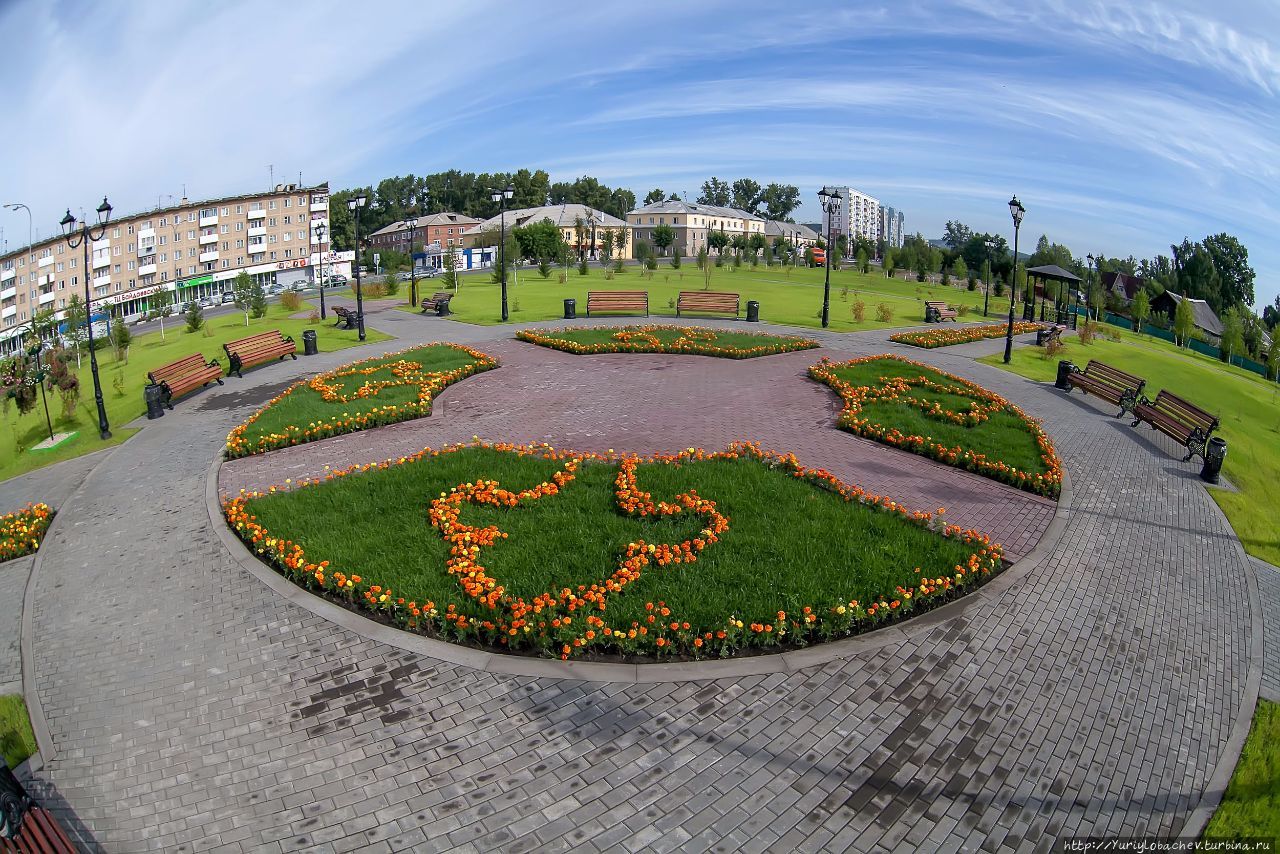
top-left (821, 187), bottom-right (881, 245)
top-left (878, 205), bottom-right (905, 249)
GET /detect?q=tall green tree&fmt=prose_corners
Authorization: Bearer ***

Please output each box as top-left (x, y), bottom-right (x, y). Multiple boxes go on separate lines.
top-left (707, 230), bottom-right (729, 255)
top-left (250, 278), bottom-right (268, 319)
top-left (1173, 296), bottom-right (1195, 347)
top-left (599, 229), bottom-right (615, 268)
top-left (883, 248), bottom-right (895, 278)
top-left (759, 183), bottom-right (801, 221)
top-left (442, 250), bottom-right (459, 292)
top-left (651, 223), bottom-right (675, 256)
top-left (1131, 289), bottom-right (1150, 335)
top-left (233, 271), bottom-right (254, 326)
top-left (949, 256), bottom-right (967, 282)
top-left (1219, 306), bottom-right (1245, 363)
top-left (943, 221), bottom-right (973, 250)
top-left (63, 293), bottom-right (87, 367)
top-left (512, 218), bottom-right (562, 260)
top-left (857, 247), bottom-right (870, 274)
top-left (1200, 233), bottom-right (1256, 308)
top-left (643, 188), bottom-right (665, 205)
top-left (697, 178), bottom-right (731, 206)
top-left (730, 178), bottom-right (761, 212)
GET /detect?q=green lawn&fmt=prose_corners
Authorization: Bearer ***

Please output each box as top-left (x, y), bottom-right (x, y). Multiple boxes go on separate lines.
top-left (0, 302), bottom-right (393, 483)
top-left (979, 330), bottom-right (1280, 564)
top-left (236, 444), bottom-right (999, 658)
top-left (1206, 700), bottom-right (1280, 839)
top-left (0, 694), bottom-right (36, 769)
top-left (396, 264), bottom-right (995, 331)
top-left (813, 356), bottom-right (1061, 497)
top-left (227, 343), bottom-right (495, 457)
top-left (517, 325), bottom-right (817, 358)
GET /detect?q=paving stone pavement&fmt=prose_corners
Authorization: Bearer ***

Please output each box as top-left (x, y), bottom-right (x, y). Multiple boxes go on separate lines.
top-left (1254, 558), bottom-right (1280, 702)
top-left (14, 314), bottom-right (1259, 853)
top-left (0, 555), bottom-right (33, 694)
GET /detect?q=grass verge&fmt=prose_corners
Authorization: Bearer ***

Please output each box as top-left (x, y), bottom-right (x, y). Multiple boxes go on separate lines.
top-left (1205, 700), bottom-right (1279, 839)
top-left (979, 331), bottom-right (1280, 563)
top-left (0, 694), bottom-right (37, 769)
top-left (226, 343), bottom-right (496, 457)
top-left (229, 442), bottom-right (1002, 661)
top-left (0, 302), bottom-right (392, 483)
top-left (811, 355), bottom-right (1061, 496)
top-left (516, 325), bottom-right (818, 358)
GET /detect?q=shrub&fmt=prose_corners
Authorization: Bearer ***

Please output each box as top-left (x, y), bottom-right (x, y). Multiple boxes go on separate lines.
top-left (185, 301), bottom-right (204, 332)
top-left (668, 297), bottom-right (676, 309)
top-left (670, 252), bottom-right (681, 269)
top-left (1077, 320), bottom-right (1095, 345)
top-left (578, 257), bottom-right (589, 276)
top-left (1042, 337), bottom-right (1066, 360)
top-left (280, 291), bottom-right (303, 311)
top-left (613, 258), bottom-right (624, 273)
top-left (852, 300), bottom-right (866, 322)
top-left (645, 256), bottom-right (658, 271)
top-left (362, 282), bottom-right (387, 299)
top-left (384, 273), bottom-right (400, 296)
top-left (112, 369), bottom-right (126, 398)
top-left (558, 272), bottom-right (567, 284)
top-left (875, 303), bottom-right (894, 323)
top-left (308, 310), bottom-right (320, 325)
top-left (605, 270), bottom-right (615, 280)
top-left (538, 257), bottom-right (552, 278)
top-left (840, 283), bottom-right (849, 301)
top-left (967, 276), bottom-right (977, 291)
top-left (512, 296), bottom-right (521, 312)
top-left (957, 304), bottom-right (970, 317)
top-left (994, 280), bottom-right (1005, 298)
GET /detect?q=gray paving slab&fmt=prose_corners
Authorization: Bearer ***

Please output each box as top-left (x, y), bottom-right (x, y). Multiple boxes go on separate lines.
top-left (11, 313), bottom-right (1260, 853)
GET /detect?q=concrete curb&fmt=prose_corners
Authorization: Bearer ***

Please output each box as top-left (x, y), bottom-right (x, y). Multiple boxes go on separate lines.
top-left (206, 441), bottom-right (1074, 684)
top-left (1177, 488), bottom-right (1266, 838)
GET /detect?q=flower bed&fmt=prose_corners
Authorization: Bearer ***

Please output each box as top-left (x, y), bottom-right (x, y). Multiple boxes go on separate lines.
top-left (225, 343), bottom-right (497, 458)
top-left (517, 325), bottom-right (818, 358)
top-left (226, 441), bottom-right (1002, 661)
top-left (810, 354), bottom-right (1062, 497)
top-left (890, 322), bottom-right (1043, 349)
top-left (0, 503), bottom-right (53, 562)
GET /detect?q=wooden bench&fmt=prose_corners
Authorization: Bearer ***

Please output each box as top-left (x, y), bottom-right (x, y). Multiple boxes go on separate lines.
top-left (332, 306), bottom-right (360, 329)
top-left (420, 292), bottom-right (453, 316)
top-left (223, 330), bottom-right (297, 378)
top-left (586, 291), bottom-right (648, 317)
top-left (1131, 390), bottom-right (1219, 461)
top-left (147, 353), bottom-right (223, 409)
top-left (677, 291), bottom-right (739, 317)
top-left (1, 764), bottom-right (76, 853)
top-left (1063, 359), bottom-right (1146, 417)
top-left (924, 300), bottom-right (957, 322)
top-left (1037, 324), bottom-right (1066, 347)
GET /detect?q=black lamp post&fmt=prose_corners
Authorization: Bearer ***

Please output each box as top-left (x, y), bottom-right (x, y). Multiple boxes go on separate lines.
top-left (347, 193), bottom-right (368, 341)
top-left (313, 222), bottom-right (328, 319)
top-left (817, 187), bottom-right (842, 328)
top-left (1003, 195), bottom-right (1026, 364)
top-left (491, 184), bottom-right (513, 321)
top-left (59, 197), bottom-right (112, 439)
top-left (405, 191), bottom-right (427, 309)
top-left (984, 238), bottom-right (995, 317)
top-left (1085, 253), bottom-right (1096, 321)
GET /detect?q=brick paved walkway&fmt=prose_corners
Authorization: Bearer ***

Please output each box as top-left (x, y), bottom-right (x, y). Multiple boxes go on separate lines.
top-left (12, 316), bottom-right (1261, 852)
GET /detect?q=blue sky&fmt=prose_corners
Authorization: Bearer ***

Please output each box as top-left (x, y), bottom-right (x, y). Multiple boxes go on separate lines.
top-left (2, 0), bottom-right (1278, 307)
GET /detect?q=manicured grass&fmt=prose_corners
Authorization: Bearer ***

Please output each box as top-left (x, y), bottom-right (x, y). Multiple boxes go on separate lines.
top-left (517, 325), bottom-right (817, 358)
top-left (1205, 700), bottom-right (1280, 839)
top-left (0, 694), bottom-right (37, 769)
top-left (395, 264), bottom-right (993, 331)
top-left (233, 443), bottom-right (1000, 659)
top-left (226, 343), bottom-right (496, 457)
top-left (812, 355), bottom-right (1061, 496)
top-left (0, 302), bottom-right (393, 483)
top-left (979, 330), bottom-right (1280, 563)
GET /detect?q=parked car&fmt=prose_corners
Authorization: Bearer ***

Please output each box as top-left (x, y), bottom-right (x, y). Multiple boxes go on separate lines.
top-left (422, 267), bottom-right (441, 278)
top-left (199, 296), bottom-right (217, 308)
top-left (322, 274), bottom-right (347, 287)
top-left (221, 292), bottom-right (236, 304)
top-left (267, 283), bottom-right (285, 295)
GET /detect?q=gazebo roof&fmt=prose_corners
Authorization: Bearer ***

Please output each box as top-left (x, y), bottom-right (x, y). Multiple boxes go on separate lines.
top-left (1025, 264), bottom-right (1082, 283)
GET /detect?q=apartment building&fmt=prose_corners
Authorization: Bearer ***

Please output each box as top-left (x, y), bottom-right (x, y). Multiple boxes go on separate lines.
top-left (464, 204), bottom-right (634, 260)
top-left (626, 201), bottom-right (765, 256)
top-left (368, 212), bottom-right (481, 254)
top-left (0, 183), bottom-right (335, 350)
top-left (821, 187), bottom-right (881, 245)
top-left (878, 205), bottom-right (905, 249)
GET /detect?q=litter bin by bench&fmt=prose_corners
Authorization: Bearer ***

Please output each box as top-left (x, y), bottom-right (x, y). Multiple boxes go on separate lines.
top-left (1055, 360), bottom-right (1076, 390)
top-left (1201, 437), bottom-right (1227, 484)
top-left (563, 298), bottom-right (576, 320)
top-left (302, 329), bottom-right (318, 356)
top-left (144, 383), bottom-right (166, 419)
top-left (746, 300), bottom-right (760, 322)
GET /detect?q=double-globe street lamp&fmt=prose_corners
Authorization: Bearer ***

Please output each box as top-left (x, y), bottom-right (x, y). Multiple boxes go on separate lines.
top-left (347, 193), bottom-right (368, 341)
top-left (402, 191), bottom-right (429, 309)
top-left (1003, 195), bottom-right (1026, 364)
top-left (983, 238), bottom-right (996, 317)
top-left (817, 187), bottom-right (843, 328)
top-left (313, 222), bottom-right (329, 319)
top-left (59, 197), bottom-right (113, 439)
top-left (490, 184), bottom-right (513, 322)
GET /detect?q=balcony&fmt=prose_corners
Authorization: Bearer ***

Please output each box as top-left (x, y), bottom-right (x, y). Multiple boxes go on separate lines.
top-left (199, 250), bottom-right (219, 263)
top-left (1, 287), bottom-right (15, 302)
top-left (199, 214), bottom-right (218, 228)
top-left (248, 225), bottom-right (266, 238)
top-left (138, 228), bottom-right (156, 241)
top-left (310, 196), bottom-right (327, 212)
top-left (38, 274), bottom-right (53, 287)
top-left (0, 269), bottom-right (12, 283)
top-left (139, 263), bottom-right (157, 276)
top-left (246, 208), bottom-right (266, 220)
top-left (138, 243), bottom-right (156, 259)
top-left (2, 307), bottom-right (15, 320)
top-left (200, 233), bottom-right (218, 245)
top-left (92, 253), bottom-right (110, 269)
top-left (93, 274), bottom-right (110, 290)
top-left (38, 290), bottom-right (55, 305)
top-left (37, 255), bottom-right (54, 268)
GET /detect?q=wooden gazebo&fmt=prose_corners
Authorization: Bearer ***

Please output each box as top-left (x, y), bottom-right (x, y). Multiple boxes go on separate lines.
top-left (1024, 264), bottom-right (1082, 328)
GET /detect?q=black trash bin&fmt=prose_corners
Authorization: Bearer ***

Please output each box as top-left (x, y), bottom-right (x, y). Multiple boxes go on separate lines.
top-left (302, 329), bottom-right (318, 356)
top-left (1055, 360), bottom-right (1076, 390)
top-left (1200, 437), bottom-right (1227, 484)
top-left (746, 300), bottom-right (760, 322)
top-left (563, 298), bottom-right (576, 320)
top-left (1035, 329), bottom-right (1047, 346)
top-left (144, 383), bottom-right (166, 419)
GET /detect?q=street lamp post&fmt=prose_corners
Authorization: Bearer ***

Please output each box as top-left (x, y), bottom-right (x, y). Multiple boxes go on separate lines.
top-left (817, 187), bottom-right (842, 328)
top-left (984, 238), bottom-right (995, 317)
top-left (404, 191), bottom-right (428, 310)
top-left (2, 203), bottom-right (33, 248)
top-left (491, 184), bottom-right (513, 321)
top-left (347, 193), bottom-right (368, 341)
top-left (1085, 253), bottom-right (1096, 321)
top-left (313, 222), bottom-right (328, 319)
top-left (1003, 195), bottom-right (1026, 364)
top-left (59, 197), bottom-right (113, 439)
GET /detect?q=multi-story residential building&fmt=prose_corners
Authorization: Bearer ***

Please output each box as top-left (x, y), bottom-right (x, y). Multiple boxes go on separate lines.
top-left (626, 201), bottom-right (765, 256)
top-left (821, 187), bottom-right (880, 245)
top-left (464, 204), bottom-right (635, 260)
top-left (0, 183), bottom-right (337, 352)
top-left (878, 205), bottom-right (905, 249)
top-left (367, 212), bottom-right (481, 255)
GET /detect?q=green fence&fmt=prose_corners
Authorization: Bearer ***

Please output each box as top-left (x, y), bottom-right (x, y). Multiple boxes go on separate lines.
top-left (1092, 310), bottom-right (1273, 379)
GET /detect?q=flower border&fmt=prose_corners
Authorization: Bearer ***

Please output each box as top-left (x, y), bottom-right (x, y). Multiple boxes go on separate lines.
top-left (224, 343), bottom-right (497, 458)
top-left (0, 502), bottom-right (53, 562)
top-left (517, 325), bottom-right (819, 359)
top-left (224, 440), bottom-right (1003, 661)
top-left (809, 354), bottom-right (1063, 497)
top-left (890, 322), bottom-right (1043, 349)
